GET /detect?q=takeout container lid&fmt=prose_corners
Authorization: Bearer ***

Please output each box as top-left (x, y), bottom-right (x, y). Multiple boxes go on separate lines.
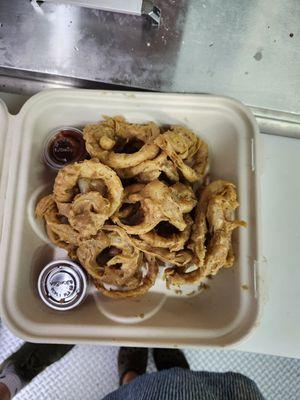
top-left (0, 90), bottom-right (262, 347)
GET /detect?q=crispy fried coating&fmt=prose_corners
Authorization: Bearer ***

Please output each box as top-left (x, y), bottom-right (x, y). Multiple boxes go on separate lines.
top-left (36, 116), bottom-right (247, 299)
top-left (53, 159), bottom-right (123, 237)
top-left (93, 254), bottom-right (158, 298)
top-left (83, 116), bottom-right (160, 169)
top-left (140, 216), bottom-right (193, 252)
top-left (155, 125), bottom-right (209, 183)
top-left (77, 225), bottom-right (142, 286)
top-left (164, 180), bottom-right (246, 285)
top-left (112, 180), bottom-right (197, 234)
top-left (117, 151), bottom-right (179, 183)
top-left (35, 194), bottom-right (79, 259)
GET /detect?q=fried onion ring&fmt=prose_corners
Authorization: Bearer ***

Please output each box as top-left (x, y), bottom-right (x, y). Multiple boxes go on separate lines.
top-left (35, 194), bottom-right (79, 259)
top-left (68, 192), bottom-right (110, 237)
top-left (83, 116), bottom-right (160, 169)
top-left (35, 116), bottom-right (244, 298)
top-left (139, 216), bottom-right (193, 252)
top-left (117, 152), bottom-right (179, 183)
top-left (53, 159), bottom-right (123, 237)
top-left (164, 180), bottom-right (246, 285)
top-left (77, 225), bottom-right (142, 286)
top-left (155, 125), bottom-right (209, 183)
top-left (93, 254), bottom-right (158, 298)
top-left (130, 236), bottom-right (192, 267)
top-left (112, 180), bottom-right (197, 234)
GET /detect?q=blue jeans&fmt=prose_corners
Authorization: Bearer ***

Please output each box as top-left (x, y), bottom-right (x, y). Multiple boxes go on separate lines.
top-left (103, 367), bottom-right (265, 400)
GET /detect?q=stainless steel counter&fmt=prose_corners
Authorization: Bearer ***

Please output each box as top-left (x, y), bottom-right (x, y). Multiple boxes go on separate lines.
top-left (0, 0), bottom-right (299, 113)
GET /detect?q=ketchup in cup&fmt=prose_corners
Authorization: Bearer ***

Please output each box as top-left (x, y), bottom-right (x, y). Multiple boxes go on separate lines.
top-left (43, 127), bottom-right (87, 169)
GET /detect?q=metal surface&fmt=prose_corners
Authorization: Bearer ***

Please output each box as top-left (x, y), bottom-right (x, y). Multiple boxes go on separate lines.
top-left (142, 0), bottom-right (161, 25)
top-left (40, 0), bottom-right (145, 15)
top-left (0, 67), bottom-right (138, 96)
top-left (1, 67), bottom-right (300, 139)
top-left (1, 0), bottom-right (298, 114)
top-left (0, 0), bottom-right (178, 90)
top-left (172, 0), bottom-right (300, 114)
top-left (40, 0), bottom-right (161, 25)
top-left (252, 107), bottom-right (300, 139)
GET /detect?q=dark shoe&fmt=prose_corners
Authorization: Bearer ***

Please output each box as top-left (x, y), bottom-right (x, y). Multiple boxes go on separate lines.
top-left (118, 347), bottom-right (148, 385)
top-left (153, 348), bottom-right (190, 371)
top-left (0, 343), bottom-right (73, 383)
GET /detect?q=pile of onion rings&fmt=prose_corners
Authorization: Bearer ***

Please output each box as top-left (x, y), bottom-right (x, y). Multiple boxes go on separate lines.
top-left (36, 116), bottom-right (245, 298)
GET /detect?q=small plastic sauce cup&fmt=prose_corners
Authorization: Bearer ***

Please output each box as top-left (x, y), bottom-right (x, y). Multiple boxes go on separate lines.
top-left (43, 127), bottom-right (87, 169)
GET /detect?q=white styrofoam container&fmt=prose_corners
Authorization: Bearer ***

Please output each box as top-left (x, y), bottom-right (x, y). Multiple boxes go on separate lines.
top-left (0, 89), bottom-right (261, 347)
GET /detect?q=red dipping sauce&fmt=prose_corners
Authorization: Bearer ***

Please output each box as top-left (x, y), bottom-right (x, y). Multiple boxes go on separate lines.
top-left (43, 127), bottom-right (87, 169)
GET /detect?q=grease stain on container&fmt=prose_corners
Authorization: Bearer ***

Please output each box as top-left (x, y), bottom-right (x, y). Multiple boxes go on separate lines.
top-left (253, 49), bottom-right (263, 61)
top-left (124, 93), bottom-right (136, 98)
top-left (201, 283), bottom-right (210, 290)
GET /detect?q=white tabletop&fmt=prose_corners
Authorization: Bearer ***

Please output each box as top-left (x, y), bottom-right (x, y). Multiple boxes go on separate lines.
top-left (237, 133), bottom-right (300, 358)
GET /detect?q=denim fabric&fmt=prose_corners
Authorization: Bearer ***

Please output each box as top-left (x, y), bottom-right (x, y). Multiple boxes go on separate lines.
top-left (103, 367), bottom-right (265, 400)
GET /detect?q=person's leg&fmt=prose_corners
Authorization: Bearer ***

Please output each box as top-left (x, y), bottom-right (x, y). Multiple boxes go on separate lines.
top-left (153, 348), bottom-right (190, 371)
top-left (104, 368), bottom-right (265, 400)
top-left (104, 348), bottom-right (265, 400)
top-left (118, 347), bottom-right (189, 384)
top-left (0, 343), bottom-right (73, 399)
top-left (0, 359), bottom-right (24, 400)
top-left (0, 382), bottom-right (12, 400)
top-left (118, 347), bottom-right (148, 385)
top-left (122, 371), bottom-right (139, 385)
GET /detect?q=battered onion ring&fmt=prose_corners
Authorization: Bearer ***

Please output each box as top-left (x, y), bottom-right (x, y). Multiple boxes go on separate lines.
top-left (117, 152), bottom-right (179, 183)
top-left (93, 254), bottom-right (158, 298)
top-left (112, 180), bottom-right (196, 234)
top-left (68, 192), bottom-right (110, 238)
top-left (130, 236), bottom-right (193, 267)
top-left (36, 116), bottom-right (245, 297)
top-left (83, 116), bottom-right (160, 169)
top-left (164, 180), bottom-right (246, 285)
top-left (53, 159), bottom-right (123, 237)
top-left (35, 194), bottom-right (79, 260)
top-left (155, 125), bottom-right (209, 183)
top-left (77, 225), bottom-right (142, 286)
top-left (139, 215), bottom-right (193, 252)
